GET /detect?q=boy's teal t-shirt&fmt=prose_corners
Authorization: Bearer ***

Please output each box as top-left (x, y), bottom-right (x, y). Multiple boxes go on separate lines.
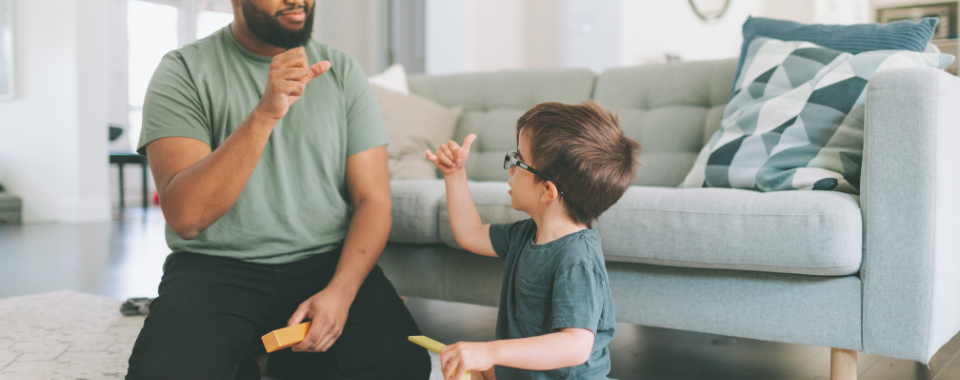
top-left (137, 26), bottom-right (389, 264)
top-left (489, 219), bottom-right (615, 380)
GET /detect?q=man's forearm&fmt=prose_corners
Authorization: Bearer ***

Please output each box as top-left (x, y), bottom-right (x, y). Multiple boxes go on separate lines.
top-left (159, 110), bottom-right (277, 238)
top-left (325, 196), bottom-right (392, 300)
top-left (491, 330), bottom-right (593, 371)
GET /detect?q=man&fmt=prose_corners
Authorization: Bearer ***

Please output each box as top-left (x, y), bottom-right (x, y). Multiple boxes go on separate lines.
top-left (125, 0), bottom-right (430, 378)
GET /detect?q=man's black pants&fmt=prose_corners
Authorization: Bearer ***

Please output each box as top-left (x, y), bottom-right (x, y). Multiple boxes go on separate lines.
top-left (125, 250), bottom-right (431, 380)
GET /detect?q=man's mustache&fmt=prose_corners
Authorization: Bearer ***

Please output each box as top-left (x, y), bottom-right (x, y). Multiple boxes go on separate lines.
top-left (275, 4), bottom-right (308, 17)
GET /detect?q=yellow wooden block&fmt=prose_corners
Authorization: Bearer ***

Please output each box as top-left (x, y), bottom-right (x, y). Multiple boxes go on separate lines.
top-left (408, 336), bottom-right (471, 379)
top-left (262, 322), bottom-right (311, 353)
top-left (408, 335), bottom-right (446, 354)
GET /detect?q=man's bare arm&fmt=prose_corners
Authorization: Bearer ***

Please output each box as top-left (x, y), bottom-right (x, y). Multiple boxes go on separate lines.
top-left (145, 48), bottom-right (330, 240)
top-left (328, 145), bottom-right (393, 301)
top-left (146, 113), bottom-right (272, 239)
top-left (289, 145), bottom-right (392, 352)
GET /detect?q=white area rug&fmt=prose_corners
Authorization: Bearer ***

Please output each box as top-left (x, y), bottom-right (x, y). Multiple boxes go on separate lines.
top-left (0, 290), bottom-right (447, 380)
top-left (0, 290), bottom-right (142, 379)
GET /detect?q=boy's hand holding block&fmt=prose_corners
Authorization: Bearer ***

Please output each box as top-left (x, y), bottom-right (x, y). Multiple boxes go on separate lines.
top-left (262, 322), bottom-right (311, 353)
top-left (408, 336), bottom-right (471, 380)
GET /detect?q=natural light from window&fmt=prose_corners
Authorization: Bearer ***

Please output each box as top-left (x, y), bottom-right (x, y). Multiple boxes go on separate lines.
top-left (127, 0), bottom-right (178, 151)
top-left (197, 10), bottom-right (233, 40)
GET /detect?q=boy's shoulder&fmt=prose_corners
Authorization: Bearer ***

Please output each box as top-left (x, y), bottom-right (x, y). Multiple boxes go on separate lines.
top-left (552, 228), bottom-right (605, 274)
top-left (495, 218), bottom-right (538, 244)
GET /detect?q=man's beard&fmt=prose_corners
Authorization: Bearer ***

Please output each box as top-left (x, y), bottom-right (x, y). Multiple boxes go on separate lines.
top-left (240, 0), bottom-right (315, 49)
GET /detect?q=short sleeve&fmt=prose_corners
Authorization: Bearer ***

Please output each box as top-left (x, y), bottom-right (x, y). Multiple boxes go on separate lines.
top-left (342, 57), bottom-right (390, 156)
top-left (488, 219), bottom-right (533, 260)
top-left (137, 51), bottom-right (211, 156)
top-left (550, 264), bottom-right (603, 333)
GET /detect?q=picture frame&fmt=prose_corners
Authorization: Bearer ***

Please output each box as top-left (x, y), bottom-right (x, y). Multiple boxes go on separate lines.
top-left (0, 0), bottom-right (12, 101)
top-left (877, 2), bottom-right (958, 40)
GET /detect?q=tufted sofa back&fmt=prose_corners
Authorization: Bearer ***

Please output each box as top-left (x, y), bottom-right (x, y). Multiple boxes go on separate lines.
top-left (408, 69), bottom-right (597, 181)
top-left (407, 59), bottom-right (737, 187)
top-left (593, 59), bottom-right (737, 187)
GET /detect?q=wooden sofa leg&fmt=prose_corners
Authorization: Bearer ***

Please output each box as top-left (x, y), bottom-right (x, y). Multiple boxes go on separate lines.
top-left (831, 348), bottom-right (857, 380)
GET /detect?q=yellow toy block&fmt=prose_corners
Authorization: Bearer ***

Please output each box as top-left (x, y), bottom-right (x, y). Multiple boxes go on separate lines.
top-left (408, 336), bottom-right (471, 380)
top-left (262, 322), bottom-right (311, 353)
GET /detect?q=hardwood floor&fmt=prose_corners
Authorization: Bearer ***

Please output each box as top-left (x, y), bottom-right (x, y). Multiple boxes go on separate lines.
top-left (1, 207), bottom-right (958, 380)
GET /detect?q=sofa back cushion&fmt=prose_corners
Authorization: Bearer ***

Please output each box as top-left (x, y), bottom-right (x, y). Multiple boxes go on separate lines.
top-left (593, 59), bottom-right (737, 187)
top-left (408, 69), bottom-right (597, 182)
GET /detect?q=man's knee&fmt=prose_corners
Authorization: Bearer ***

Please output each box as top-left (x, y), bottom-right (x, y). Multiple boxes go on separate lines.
top-left (342, 345), bottom-right (431, 380)
top-left (389, 345), bottom-right (432, 380)
top-left (125, 293), bottom-right (258, 380)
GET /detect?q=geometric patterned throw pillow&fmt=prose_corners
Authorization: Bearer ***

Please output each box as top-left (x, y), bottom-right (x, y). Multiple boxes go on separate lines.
top-left (681, 37), bottom-right (955, 194)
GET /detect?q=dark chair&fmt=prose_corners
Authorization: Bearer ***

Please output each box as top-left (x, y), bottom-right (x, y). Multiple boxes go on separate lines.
top-left (109, 151), bottom-right (149, 212)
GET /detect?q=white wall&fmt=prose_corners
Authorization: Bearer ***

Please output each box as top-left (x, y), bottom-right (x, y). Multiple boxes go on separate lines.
top-left (0, 0), bottom-right (110, 223)
top-left (75, 0), bottom-right (111, 222)
top-left (559, 0), bottom-right (619, 72)
top-left (314, 0), bottom-right (383, 75)
top-left (525, 0), bottom-right (561, 69)
top-left (619, 0), bottom-right (766, 66)
top-left (426, 0), bottom-right (619, 74)
top-left (419, 0), bottom-right (875, 75)
top-left (462, 0), bottom-right (529, 72)
top-left (426, 0), bottom-right (465, 74)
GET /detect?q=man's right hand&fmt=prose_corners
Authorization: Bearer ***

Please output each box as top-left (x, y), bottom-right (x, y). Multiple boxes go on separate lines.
top-left (256, 47), bottom-right (331, 121)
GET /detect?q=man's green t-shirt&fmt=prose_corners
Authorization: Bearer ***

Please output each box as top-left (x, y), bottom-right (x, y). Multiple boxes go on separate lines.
top-left (137, 26), bottom-right (389, 264)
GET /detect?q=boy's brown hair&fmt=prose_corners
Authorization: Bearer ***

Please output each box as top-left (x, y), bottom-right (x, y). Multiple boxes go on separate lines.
top-left (516, 101), bottom-right (641, 227)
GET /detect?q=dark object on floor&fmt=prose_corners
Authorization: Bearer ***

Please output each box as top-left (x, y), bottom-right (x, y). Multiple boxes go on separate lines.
top-left (0, 192), bottom-right (22, 224)
top-left (109, 151), bottom-right (149, 212)
top-left (120, 297), bottom-right (153, 316)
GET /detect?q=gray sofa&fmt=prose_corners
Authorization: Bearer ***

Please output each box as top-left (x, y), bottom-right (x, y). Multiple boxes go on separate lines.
top-left (376, 58), bottom-right (960, 374)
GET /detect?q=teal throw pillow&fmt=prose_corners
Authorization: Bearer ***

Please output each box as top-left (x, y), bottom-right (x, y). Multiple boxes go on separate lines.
top-left (732, 16), bottom-right (939, 97)
top-left (681, 37), bottom-right (954, 194)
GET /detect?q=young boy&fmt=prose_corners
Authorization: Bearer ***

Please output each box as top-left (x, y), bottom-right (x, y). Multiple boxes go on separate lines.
top-left (425, 101), bottom-right (641, 380)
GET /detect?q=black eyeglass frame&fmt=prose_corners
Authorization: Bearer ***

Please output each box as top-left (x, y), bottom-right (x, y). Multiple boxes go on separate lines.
top-left (503, 151), bottom-right (584, 217)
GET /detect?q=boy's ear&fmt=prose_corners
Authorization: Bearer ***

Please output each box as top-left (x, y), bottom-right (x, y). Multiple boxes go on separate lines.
top-left (539, 181), bottom-right (561, 203)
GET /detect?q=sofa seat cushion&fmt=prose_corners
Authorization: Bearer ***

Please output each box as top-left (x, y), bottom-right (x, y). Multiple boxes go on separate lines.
top-left (437, 182), bottom-right (862, 276)
top-left (600, 186), bottom-right (862, 276)
top-left (389, 180), bottom-right (447, 244)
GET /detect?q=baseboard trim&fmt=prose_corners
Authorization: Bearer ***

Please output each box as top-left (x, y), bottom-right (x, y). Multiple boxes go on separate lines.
top-left (57, 196), bottom-right (111, 223)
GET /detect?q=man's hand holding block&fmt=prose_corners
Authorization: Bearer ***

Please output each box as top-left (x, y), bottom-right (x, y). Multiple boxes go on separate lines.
top-left (262, 322), bottom-right (311, 353)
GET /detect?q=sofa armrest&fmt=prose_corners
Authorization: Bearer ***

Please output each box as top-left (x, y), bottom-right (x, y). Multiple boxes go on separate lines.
top-left (862, 67), bottom-right (960, 362)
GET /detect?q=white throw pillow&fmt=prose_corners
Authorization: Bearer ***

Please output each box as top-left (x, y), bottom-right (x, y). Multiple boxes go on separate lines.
top-left (371, 84), bottom-right (462, 180)
top-left (368, 64), bottom-right (410, 94)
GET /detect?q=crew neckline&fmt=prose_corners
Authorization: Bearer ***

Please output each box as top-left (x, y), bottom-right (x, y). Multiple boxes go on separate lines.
top-left (222, 24), bottom-right (276, 64)
top-left (528, 227), bottom-right (591, 250)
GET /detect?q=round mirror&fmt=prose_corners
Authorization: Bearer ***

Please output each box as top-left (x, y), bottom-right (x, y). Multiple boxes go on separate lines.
top-left (689, 0), bottom-right (731, 22)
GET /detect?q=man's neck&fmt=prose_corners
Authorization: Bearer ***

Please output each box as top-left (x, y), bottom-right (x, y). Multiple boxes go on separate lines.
top-left (230, 22), bottom-right (287, 57)
top-left (530, 207), bottom-right (588, 245)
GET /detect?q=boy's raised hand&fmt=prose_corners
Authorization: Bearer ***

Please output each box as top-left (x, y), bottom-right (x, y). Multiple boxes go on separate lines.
top-left (426, 134), bottom-right (477, 176)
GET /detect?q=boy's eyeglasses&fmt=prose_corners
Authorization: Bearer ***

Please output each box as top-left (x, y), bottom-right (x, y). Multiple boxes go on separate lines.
top-left (504, 151), bottom-right (583, 216)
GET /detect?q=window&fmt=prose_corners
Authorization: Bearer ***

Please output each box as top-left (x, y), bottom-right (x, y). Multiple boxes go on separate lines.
top-left (127, 1), bottom-right (178, 151)
top-left (197, 10), bottom-right (234, 39)
top-left (125, 0), bottom-right (233, 151)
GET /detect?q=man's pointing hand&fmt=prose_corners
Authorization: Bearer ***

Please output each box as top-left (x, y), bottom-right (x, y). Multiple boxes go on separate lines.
top-left (256, 46), bottom-right (331, 121)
